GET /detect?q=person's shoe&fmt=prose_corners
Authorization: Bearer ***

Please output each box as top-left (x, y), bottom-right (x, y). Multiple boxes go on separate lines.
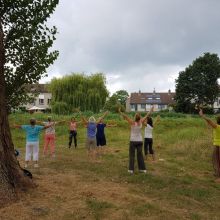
top-left (139, 170), bottom-right (147, 174)
top-left (128, 170), bottom-right (134, 174)
top-left (34, 164), bottom-right (39, 168)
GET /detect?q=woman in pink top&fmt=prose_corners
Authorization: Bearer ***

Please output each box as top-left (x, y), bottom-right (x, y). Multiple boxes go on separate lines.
top-left (69, 117), bottom-right (78, 148)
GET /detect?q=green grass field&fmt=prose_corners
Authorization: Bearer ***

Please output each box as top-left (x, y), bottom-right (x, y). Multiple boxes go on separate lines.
top-left (2, 112), bottom-right (220, 220)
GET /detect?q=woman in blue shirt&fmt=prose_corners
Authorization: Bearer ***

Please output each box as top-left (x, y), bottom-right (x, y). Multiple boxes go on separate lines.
top-left (14, 118), bottom-right (53, 168)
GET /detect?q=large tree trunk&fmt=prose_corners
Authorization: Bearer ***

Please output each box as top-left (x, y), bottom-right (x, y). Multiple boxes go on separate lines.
top-left (0, 19), bottom-right (34, 206)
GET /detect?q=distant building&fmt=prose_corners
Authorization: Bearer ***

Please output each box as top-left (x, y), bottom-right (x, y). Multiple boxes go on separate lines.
top-left (213, 97), bottom-right (220, 112)
top-left (126, 89), bottom-right (175, 112)
top-left (24, 84), bottom-right (52, 111)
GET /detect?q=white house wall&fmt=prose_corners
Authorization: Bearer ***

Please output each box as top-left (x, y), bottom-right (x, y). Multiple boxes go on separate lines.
top-left (129, 103), bottom-right (168, 112)
top-left (24, 92), bottom-right (52, 110)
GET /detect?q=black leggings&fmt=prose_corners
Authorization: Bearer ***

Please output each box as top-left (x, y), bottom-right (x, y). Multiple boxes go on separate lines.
top-left (69, 130), bottom-right (77, 148)
top-left (144, 138), bottom-right (154, 155)
top-left (129, 141), bottom-right (146, 171)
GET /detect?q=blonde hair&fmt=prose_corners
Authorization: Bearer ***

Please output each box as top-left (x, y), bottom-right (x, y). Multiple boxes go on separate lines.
top-left (89, 116), bottom-right (96, 123)
top-left (134, 113), bottom-right (141, 122)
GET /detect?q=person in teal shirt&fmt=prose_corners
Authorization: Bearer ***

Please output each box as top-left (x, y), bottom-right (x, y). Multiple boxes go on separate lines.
top-left (14, 118), bottom-right (53, 168)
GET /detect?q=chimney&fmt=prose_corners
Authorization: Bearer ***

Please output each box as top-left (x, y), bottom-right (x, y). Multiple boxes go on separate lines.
top-left (168, 89), bottom-right (171, 95)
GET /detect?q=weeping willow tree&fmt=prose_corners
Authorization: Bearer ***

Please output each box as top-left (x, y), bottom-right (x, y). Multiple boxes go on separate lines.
top-left (49, 73), bottom-right (109, 113)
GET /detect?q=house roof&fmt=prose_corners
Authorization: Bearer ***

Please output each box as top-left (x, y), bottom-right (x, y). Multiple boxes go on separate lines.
top-left (130, 91), bottom-right (175, 105)
top-left (26, 84), bottom-right (49, 93)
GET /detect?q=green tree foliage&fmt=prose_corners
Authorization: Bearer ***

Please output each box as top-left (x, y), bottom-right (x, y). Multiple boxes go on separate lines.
top-left (114, 90), bottom-right (129, 107)
top-left (49, 73), bottom-right (109, 114)
top-left (104, 90), bottom-right (128, 112)
top-left (51, 101), bottom-right (69, 115)
top-left (175, 53), bottom-right (220, 113)
top-left (1, 0), bottom-right (59, 110)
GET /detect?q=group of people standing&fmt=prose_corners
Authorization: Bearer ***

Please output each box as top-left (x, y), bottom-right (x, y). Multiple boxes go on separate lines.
top-left (13, 107), bottom-right (220, 182)
top-left (13, 111), bottom-right (115, 168)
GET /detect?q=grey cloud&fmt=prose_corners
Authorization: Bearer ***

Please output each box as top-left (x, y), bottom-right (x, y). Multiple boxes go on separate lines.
top-left (43, 0), bottom-right (220, 94)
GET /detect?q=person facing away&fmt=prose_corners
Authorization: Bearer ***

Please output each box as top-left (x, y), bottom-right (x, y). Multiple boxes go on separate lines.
top-left (96, 118), bottom-right (116, 147)
top-left (42, 116), bottom-right (56, 157)
top-left (81, 112), bottom-right (108, 159)
top-left (96, 118), bottom-right (107, 147)
top-left (199, 108), bottom-right (220, 182)
top-left (37, 116), bottom-right (64, 157)
top-left (69, 117), bottom-right (78, 148)
top-left (14, 118), bottom-right (53, 168)
top-left (144, 115), bottom-right (160, 161)
top-left (119, 106), bottom-right (154, 174)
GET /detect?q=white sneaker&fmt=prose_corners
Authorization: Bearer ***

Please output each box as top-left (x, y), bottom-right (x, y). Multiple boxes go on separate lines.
top-left (139, 170), bottom-right (147, 173)
top-left (34, 164), bottom-right (39, 168)
top-left (128, 170), bottom-right (134, 174)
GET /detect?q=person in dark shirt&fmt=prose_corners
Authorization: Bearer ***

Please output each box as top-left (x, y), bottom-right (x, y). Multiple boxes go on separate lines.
top-left (96, 118), bottom-right (116, 147)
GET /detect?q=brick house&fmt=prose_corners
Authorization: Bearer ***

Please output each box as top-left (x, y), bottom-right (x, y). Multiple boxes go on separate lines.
top-left (126, 89), bottom-right (175, 112)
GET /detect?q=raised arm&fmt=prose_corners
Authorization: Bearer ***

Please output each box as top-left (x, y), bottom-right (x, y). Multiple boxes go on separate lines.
top-left (36, 120), bottom-right (45, 126)
top-left (55, 120), bottom-right (66, 125)
top-left (43, 122), bottom-right (55, 130)
top-left (106, 123), bottom-right (117, 127)
top-left (154, 115), bottom-right (161, 127)
top-left (97, 111), bottom-right (109, 123)
top-left (141, 105), bottom-right (154, 123)
top-left (199, 109), bottom-right (217, 128)
top-left (12, 124), bottom-right (22, 129)
top-left (79, 112), bottom-right (88, 125)
top-left (118, 108), bottom-right (133, 125)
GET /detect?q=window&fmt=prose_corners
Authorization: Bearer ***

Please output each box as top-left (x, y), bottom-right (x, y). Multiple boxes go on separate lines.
top-left (148, 97), bottom-right (152, 100)
top-left (39, 99), bottom-right (44, 105)
top-left (156, 97), bottom-right (160, 100)
top-left (130, 104), bottom-right (135, 109)
top-left (47, 99), bottom-right (51, 105)
top-left (141, 104), bottom-right (145, 109)
top-left (159, 105), bottom-right (165, 109)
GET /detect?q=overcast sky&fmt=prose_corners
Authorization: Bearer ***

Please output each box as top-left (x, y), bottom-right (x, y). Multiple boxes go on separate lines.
top-left (40, 0), bottom-right (220, 95)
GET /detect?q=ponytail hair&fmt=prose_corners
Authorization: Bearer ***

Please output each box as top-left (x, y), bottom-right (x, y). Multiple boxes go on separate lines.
top-left (147, 116), bottom-right (153, 127)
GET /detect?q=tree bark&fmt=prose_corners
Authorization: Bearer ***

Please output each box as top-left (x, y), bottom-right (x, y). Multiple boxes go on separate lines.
top-left (0, 19), bottom-right (34, 206)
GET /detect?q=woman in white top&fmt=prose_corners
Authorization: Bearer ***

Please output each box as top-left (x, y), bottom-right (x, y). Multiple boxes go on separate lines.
top-left (119, 106), bottom-right (154, 174)
top-left (144, 116), bottom-right (154, 160)
top-left (144, 115), bottom-right (160, 161)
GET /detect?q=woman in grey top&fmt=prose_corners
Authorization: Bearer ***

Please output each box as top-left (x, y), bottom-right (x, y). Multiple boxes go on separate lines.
top-left (119, 106), bottom-right (154, 174)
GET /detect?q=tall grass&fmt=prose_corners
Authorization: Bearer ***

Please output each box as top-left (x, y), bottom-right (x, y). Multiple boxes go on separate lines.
top-left (6, 112), bottom-right (220, 220)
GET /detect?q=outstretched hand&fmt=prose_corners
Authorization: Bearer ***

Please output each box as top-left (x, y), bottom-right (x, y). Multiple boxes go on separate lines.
top-left (156, 115), bottom-right (161, 121)
top-left (199, 108), bottom-right (203, 117)
top-left (150, 105), bottom-right (154, 112)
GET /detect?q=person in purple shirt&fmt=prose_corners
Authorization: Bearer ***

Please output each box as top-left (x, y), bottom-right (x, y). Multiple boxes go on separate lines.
top-left (81, 111), bottom-right (108, 159)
